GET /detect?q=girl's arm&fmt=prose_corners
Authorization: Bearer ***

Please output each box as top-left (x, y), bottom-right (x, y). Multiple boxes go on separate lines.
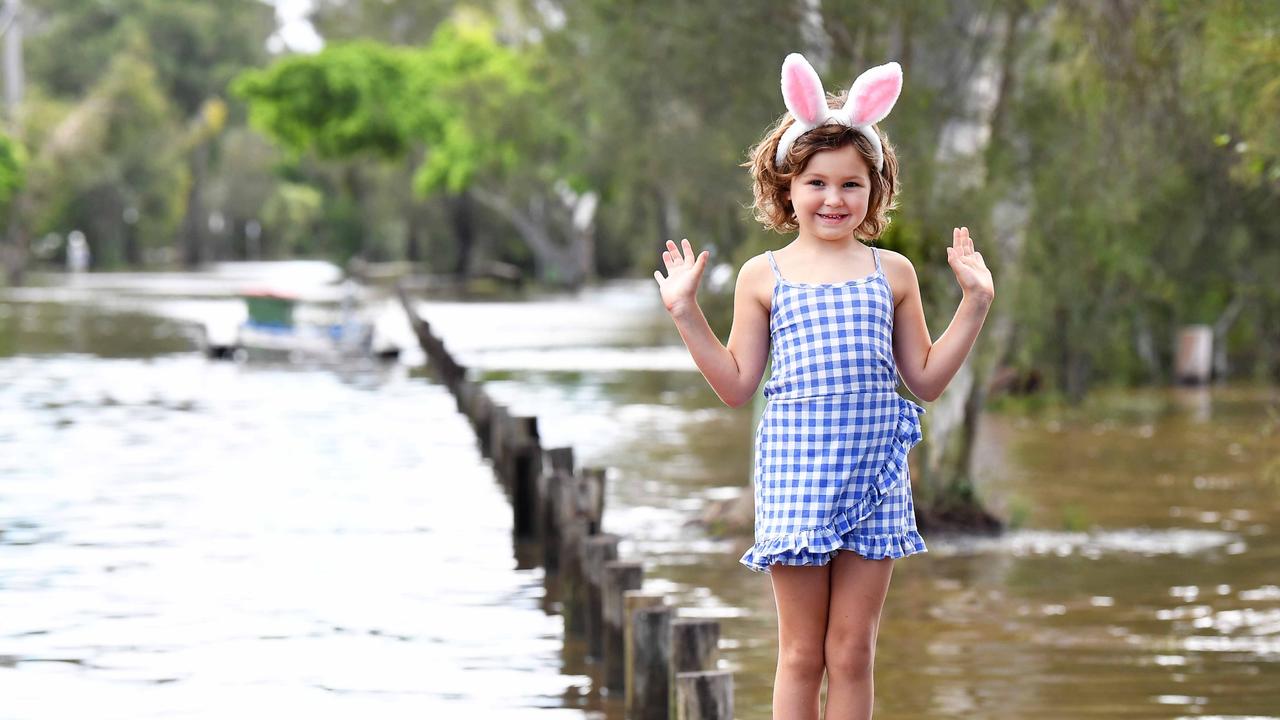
top-left (889, 227), bottom-right (995, 402)
top-left (655, 239), bottom-right (771, 408)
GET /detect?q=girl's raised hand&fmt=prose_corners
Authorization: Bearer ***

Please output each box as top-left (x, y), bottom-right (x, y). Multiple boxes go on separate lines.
top-left (653, 238), bottom-right (709, 315)
top-left (946, 227), bottom-right (994, 303)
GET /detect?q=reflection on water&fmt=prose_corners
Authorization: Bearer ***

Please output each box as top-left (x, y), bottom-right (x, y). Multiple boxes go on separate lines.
top-left (3, 270), bottom-right (1279, 718)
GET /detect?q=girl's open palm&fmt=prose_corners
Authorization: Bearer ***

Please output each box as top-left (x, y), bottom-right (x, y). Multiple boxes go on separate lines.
top-left (654, 238), bottom-right (709, 314)
top-left (947, 227), bottom-right (994, 302)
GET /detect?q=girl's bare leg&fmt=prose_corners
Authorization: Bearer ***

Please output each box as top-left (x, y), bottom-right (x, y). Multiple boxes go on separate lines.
top-left (823, 551), bottom-right (895, 720)
top-left (769, 563), bottom-right (831, 720)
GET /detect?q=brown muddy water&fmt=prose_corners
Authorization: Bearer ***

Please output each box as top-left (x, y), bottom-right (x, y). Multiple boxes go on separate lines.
top-left (3, 268), bottom-right (1278, 719)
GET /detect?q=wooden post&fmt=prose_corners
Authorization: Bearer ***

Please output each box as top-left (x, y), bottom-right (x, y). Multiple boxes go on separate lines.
top-left (546, 447), bottom-right (575, 474)
top-left (511, 416), bottom-right (540, 538)
top-left (583, 534), bottom-right (621, 661)
top-left (558, 473), bottom-right (589, 634)
top-left (448, 360), bottom-right (466, 394)
top-left (631, 605), bottom-right (673, 720)
top-left (670, 619), bottom-right (721, 713)
top-left (580, 467), bottom-right (606, 535)
top-left (602, 560), bottom-right (644, 692)
top-left (624, 592), bottom-right (667, 719)
top-left (541, 448), bottom-right (574, 542)
top-left (539, 448), bottom-right (573, 574)
top-left (455, 378), bottom-right (475, 418)
top-left (473, 392), bottom-right (494, 457)
top-left (541, 469), bottom-right (562, 574)
top-left (489, 404), bottom-right (510, 478)
top-left (674, 670), bottom-right (733, 720)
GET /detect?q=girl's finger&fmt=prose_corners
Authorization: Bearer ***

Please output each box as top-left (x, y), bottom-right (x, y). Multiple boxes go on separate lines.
top-left (682, 238), bottom-right (694, 264)
top-left (662, 250), bottom-right (675, 269)
top-left (653, 270), bottom-right (663, 284)
top-left (666, 239), bottom-right (681, 262)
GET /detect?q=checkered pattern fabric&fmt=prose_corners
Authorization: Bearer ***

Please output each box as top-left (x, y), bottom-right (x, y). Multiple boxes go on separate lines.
top-left (740, 247), bottom-right (928, 574)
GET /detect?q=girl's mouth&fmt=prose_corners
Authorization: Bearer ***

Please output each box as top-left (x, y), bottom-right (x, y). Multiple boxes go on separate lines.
top-left (818, 213), bottom-right (848, 222)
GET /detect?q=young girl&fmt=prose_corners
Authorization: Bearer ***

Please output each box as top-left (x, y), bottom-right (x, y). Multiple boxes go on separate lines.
top-left (653, 55), bottom-right (994, 718)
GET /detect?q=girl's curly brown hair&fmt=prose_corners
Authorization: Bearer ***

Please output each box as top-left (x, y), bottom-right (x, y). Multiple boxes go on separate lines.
top-left (744, 91), bottom-right (899, 240)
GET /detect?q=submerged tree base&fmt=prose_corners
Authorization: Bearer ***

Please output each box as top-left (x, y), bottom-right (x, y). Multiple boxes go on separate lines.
top-left (916, 501), bottom-right (1004, 535)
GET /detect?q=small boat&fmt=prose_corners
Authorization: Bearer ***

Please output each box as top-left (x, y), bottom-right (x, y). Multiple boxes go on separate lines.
top-left (204, 281), bottom-right (399, 362)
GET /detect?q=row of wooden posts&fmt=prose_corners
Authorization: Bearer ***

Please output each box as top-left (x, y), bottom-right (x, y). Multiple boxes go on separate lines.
top-left (398, 288), bottom-right (735, 720)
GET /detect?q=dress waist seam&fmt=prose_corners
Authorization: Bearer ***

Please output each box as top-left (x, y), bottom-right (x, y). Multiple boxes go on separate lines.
top-left (765, 389), bottom-right (903, 403)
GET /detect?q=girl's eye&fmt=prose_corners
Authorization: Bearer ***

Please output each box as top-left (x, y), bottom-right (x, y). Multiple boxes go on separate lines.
top-left (808, 180), bottom-right (824, 187)
top-left (844, 182), bottom-right (861, 188)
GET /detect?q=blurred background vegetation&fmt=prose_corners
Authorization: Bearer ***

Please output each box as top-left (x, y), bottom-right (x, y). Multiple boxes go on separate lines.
top-left (0, 0), bottom-right (1276, 404)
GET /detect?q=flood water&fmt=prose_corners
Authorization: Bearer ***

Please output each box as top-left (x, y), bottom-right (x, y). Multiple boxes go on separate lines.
top-left (3, 267), bottom-right (1279, 719)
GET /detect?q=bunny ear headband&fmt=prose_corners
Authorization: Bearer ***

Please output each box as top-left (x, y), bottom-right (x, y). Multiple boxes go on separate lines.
top-left (774, 53), bottom-right (903, 172)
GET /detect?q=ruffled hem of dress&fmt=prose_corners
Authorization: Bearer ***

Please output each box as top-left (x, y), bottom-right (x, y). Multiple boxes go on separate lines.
top-left (738, 528), bottom-right (927, 573)
top-left (739, 396), bottom-right (927, 575)
top-left (739, 526), bottom-right (843, 572)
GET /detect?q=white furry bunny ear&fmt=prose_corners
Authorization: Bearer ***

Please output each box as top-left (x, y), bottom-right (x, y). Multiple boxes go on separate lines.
top-left (775, 53), bottom-right (833, 167)
top-left (842, 61), bottom-right (902, 127)
top-left (841, 61), bottom-right (903, 172)
top-left (781, 53), bottom-right (829, 126)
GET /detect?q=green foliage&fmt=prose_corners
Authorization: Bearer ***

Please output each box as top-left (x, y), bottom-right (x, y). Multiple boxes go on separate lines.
top-left (26, 0), bottom-right (274, 117)
top-left (261, 182), bottom-right (324, 257)
top-left (232, 16), bottom-right (563, 199)
top-left (233, 42), bottom-right (414, 160)
top-left (29, 40), bottom-right (188, 268)
top-left (405, 16), bottom-right (557, 195)
top-left (0, 133), bottom-right (27, 209)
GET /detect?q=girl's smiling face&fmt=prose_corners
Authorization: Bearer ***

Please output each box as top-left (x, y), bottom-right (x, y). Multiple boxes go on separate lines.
top-left (786, 144), bottom-right (872, 242)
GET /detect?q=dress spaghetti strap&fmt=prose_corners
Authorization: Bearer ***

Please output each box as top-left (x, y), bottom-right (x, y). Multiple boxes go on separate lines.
top-left (871, 246), bottom-right (882, 273)
top-left (765, 250), bottom-right (782, 280)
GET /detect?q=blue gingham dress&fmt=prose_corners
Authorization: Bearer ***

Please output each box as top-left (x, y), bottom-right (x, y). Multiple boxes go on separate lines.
top-left (740, 246), bottom-right (928, 573)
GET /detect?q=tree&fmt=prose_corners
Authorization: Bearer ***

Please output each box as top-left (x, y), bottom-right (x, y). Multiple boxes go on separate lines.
top-left (29, 36), bottom-right (188, 269)
top-left (235, 16), bottom-right (590, 282)
top-left (23, 0), bottom-right (275, 267)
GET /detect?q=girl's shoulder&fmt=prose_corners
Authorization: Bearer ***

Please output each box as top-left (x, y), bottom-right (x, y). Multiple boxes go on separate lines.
top-left (736, 252), bottom-right (777, 313)
top-left (740, 250), bottom-right (774, 273)
top-left (872, 247), bottom-right (919, 306)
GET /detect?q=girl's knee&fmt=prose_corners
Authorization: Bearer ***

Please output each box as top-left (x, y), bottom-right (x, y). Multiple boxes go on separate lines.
top-left (777, 643), bottom-right (826, 679)
top-left (824, 637), bottom-right (875, 679)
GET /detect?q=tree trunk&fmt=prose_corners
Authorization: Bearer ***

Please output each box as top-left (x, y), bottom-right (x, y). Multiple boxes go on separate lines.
top-left (179, 143), bottom-right (209, 267)
top-left (1133, 305), bottom-right (1163, 383)
top-left (471, 188), bottom-right (589, 288)
top-left (405, 147), bottom-right (424, 264)
top-left (913, 2), bottom-right (1033, 532)
top-left (2, 187), bottom-right (29, 285)
top-left (1211, 295), bottom-right (1244, 381)
top-left (344, 164), bottom-right (367, 261)
top-left (561, 184), bottom-right (598, 285)
top-left (448, 191), bottom-right (475, 279)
